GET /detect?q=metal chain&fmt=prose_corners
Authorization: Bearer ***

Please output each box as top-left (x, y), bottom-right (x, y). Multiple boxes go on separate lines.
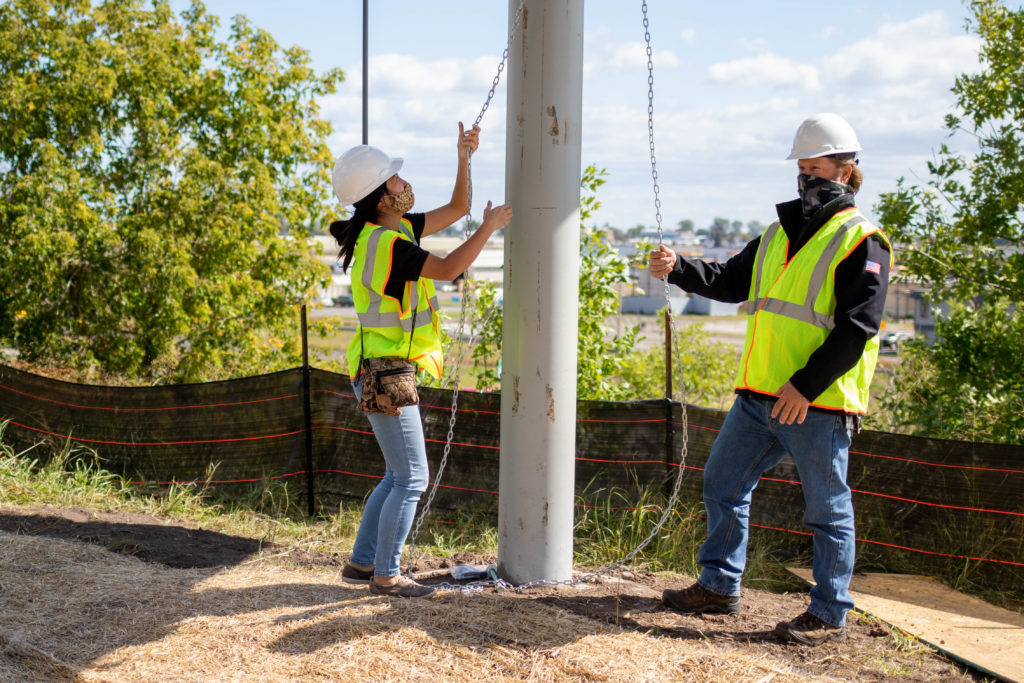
top-left (405, 0), bottom-right (526, 570)
top-left (406, 294), bottom-right (499, 570)
top-left (410, 0), bottom-right (691, 593)
top-left (404, 299), bottom-right (466, 563)
top-left (643, 0), bottom-right (664, 256)
top-left (466, 0), bottom-right (526, 232)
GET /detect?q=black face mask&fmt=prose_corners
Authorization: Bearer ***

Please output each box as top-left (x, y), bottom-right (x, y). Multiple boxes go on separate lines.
top-left (797, 173), bottom-right (851, 220)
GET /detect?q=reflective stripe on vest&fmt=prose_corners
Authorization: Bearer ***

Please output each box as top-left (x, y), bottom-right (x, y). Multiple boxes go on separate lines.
top-left (358, 224), bottom-right (440, 332)
top-left (741, 214), bottom-right (865, 330)
top-left (347, 219), bottom-right (443, 379)
top-left (736, 209), bottom-right (892, 414)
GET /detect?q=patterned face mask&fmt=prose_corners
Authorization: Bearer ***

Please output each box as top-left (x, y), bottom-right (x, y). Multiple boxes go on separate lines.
top-left (379, 183), bottom-right (415, 214)
top-left (797, 173), bottom-right (850, 219)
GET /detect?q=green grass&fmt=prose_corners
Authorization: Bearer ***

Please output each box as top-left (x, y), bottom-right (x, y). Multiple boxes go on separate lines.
top-left (0, 426), bottom-right (809, 595)
top-left (0, 426), bottom-right (720, 580)
top-left (0, 424), bottom-right (363, 555)
top-left (3, 422), bottom-right (1019, 615)
top-left (570, 482), bottom-right (808, 593)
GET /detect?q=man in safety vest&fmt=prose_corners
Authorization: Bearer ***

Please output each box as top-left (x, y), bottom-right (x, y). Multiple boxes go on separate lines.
top-left (648, 113), bottom-right (892, 645)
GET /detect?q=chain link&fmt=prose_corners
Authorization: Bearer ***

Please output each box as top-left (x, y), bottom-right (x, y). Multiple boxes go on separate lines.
top-left (405, 289), bottom-right (497, 564)
top-left (465, 1), bottom-right (526, 232)
top-left (642, 0), bottom-right (690, 577)
top-left (404, 0), bottom-right (526, 569)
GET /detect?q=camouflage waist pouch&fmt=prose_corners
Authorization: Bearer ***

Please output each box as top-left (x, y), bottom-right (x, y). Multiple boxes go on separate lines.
top-left (359, 357), bottom-right (419, 416)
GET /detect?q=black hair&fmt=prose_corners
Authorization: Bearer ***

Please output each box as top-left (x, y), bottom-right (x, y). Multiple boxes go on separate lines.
top-left (328, 182), bottom-right (389, 273)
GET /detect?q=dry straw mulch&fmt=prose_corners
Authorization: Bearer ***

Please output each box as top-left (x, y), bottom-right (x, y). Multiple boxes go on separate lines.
top-left (0, 530), bottom-right (816, 682)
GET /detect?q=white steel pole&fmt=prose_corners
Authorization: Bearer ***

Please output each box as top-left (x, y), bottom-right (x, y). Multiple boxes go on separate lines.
top-left (499, 0), bottom-right (584, 585)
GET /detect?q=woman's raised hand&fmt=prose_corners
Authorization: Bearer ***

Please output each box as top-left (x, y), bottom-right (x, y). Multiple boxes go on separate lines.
top-left (458, 121), bottom-right (480, 157)
top-left (481, 200), bottom-right (513, 232)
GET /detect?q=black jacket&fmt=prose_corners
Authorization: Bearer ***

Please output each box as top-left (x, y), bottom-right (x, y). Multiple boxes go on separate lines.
top-left (666, 194), bottom-right (891, 405)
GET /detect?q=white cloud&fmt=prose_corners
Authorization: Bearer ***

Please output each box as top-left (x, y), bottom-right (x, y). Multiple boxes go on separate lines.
top-left (708, 53), bottom-right (822, 90)
top-left (680, 28), bottom-right (696, 44)
top-left (314, 8), bottom-right (983, 232)
top-left (606, 41), bottom-right (679, 69)
top-left (318, 51), bottom-right (513, 214)
top-left (363, 53), bottom-right (508, 97)
top-left (823, 12), bottom-right (980, 95)
top-left (584, 28), bottom-right (680, 73)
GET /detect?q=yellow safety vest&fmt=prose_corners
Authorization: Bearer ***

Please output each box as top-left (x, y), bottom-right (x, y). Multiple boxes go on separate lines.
top-left (736, 208), bottom-right (893, 414)
top-left (346, 219), bottom-right (443, 379)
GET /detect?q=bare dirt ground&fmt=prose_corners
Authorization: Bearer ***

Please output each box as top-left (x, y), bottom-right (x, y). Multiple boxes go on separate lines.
top-left (0, 504), bottom-right (986, 682)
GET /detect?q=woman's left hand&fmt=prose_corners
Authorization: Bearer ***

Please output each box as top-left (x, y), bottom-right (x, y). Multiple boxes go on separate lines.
top-left (458, 122), bottom-right (480, 157)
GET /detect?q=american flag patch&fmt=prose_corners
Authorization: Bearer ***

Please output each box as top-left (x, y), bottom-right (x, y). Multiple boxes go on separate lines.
top-left (865, 260), bottom-right (881, 275)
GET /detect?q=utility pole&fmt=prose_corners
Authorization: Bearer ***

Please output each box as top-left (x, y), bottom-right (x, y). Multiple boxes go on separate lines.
top-left (361, 0), bottom-right (368, 145)
top-left (499, 0), bottom-right (584, 585)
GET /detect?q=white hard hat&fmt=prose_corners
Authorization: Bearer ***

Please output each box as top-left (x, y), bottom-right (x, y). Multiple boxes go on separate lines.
top-left (786, 113), bottom-right (861, 160)
top-left (331, 145), bottom-right (403, 205)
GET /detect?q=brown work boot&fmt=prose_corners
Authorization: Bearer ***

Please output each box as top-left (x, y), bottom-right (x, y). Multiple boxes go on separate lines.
top-left (774, 611), bottom-right (846, 645)
top-left (369, 575), bottom-right (437, 599)
top-left (662, 582), bottom-right (740, 615)
top-left (341, 562), bottom-right (373, 585)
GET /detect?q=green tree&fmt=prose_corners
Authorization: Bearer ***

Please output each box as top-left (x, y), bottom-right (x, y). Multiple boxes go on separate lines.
top-left (745, 220), bottom-right (765, 240)
top-left (626, 224), bottom-right (647, 239)
top-left (617, 316), bottom-right (736, 406)
top-left (471, 165), bottom-right (643, 399)
top-left (0, 0), bottom-right (341, 383)
top-left (874, 0), bottom-right (1024, 443)
top-left (706, 217), bottom-right (730, 247)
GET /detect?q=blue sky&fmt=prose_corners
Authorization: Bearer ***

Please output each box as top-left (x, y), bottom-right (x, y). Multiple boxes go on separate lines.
top-left (173, 1), bottom-right (982, 231)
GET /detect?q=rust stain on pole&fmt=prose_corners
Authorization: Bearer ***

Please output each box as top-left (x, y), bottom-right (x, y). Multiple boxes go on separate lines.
top-left (546, 105), bottom-right (559, 140)
top-left (546, 384), bottom-right (555, 422)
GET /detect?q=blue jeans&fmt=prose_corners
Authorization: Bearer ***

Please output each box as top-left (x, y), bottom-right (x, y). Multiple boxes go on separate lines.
top-left (697, 394), bottom-right (855, 627)
top-left (348, 376), bottom-right (429, 577)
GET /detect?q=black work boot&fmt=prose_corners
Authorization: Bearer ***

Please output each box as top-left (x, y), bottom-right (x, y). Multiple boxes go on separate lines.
top-left (774, 611), bottom-right (846, 645)
top-left (662, 582), bottom-right (741, 615)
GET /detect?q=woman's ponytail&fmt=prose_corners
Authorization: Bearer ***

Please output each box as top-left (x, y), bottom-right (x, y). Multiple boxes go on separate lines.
top-left (330, 184), bottom-right (388, 272)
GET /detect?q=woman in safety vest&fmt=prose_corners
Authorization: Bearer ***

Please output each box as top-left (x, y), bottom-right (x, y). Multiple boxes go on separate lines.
top-left (330, 123), bottom-right (512, 598)
top-left (648, 113), bottom-right (892, 644)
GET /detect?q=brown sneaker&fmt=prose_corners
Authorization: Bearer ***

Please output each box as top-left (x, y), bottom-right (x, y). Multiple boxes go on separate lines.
top-left (369, 575), bottom-right (437, 599)
top-left (774, 611), bottom-right (846, 645)
top-left (341, 562), bottom-right (373, 585)
top-left (662, 582), bottom-right (740, 615)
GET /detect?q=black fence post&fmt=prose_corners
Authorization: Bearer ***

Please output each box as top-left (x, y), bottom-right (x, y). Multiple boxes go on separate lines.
top-left (664, 308), bottom-right (675, 498)
top-left (664, 309), bottom-right (672, 400)
top-left (301, 304), bottom-right (315, 517)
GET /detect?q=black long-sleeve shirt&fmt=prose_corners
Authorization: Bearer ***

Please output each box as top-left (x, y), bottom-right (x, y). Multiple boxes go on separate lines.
top-left (667, 195), bottom-right (891, 405)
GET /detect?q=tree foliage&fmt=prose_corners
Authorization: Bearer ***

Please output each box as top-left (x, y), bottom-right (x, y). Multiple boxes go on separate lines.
top-left (874, 0), bottom-right (1024, 443)
top-left (469, 165), bottom-right (737, 402)
top-left (0, 0), bottom-right (342, 383)
top-left (471, 165), bottom-right (643, 400)
top-left (617, 316), bottom-right (736, 407)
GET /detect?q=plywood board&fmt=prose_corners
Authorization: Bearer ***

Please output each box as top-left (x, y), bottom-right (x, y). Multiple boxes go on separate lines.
top-left (788, 569), bottom-right (1024, 682)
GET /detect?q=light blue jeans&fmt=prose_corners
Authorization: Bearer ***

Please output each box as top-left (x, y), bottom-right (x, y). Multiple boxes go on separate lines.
top-left (349, 376), bottom-right (429, 577)
top-left (696, 393), bottom-right (855, 627)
